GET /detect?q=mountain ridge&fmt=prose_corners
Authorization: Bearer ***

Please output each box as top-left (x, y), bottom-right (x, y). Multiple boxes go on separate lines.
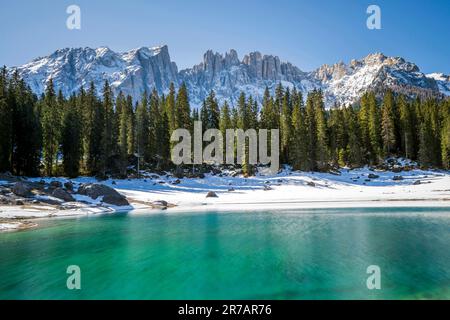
top-left (11, 45), bottom-right (450, 108)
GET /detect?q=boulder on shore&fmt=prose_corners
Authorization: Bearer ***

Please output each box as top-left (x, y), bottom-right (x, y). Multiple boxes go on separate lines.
top-left (64, 181), bottom-right (74, 191)
top-left (77, 183), bottom-right (129, 206)
top-left (206, 191), bottom-right (218, 198)
top-left (49, 181), bottom-right (63, 189)
top-left (52, 188), bottom-right (75, 202)
top-left (12, 182), bottom-right (33, 198)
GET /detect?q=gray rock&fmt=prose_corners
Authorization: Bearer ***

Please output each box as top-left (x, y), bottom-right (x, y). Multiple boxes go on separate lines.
top-left (206, 191), bottom-right (218, 198)
top-left (368, 173), bottom-right (379, 179)
top-left (12, 182), bottom-right (33, 198)
top-left (64, 181), bottom-right (74, 191)
top-left (0, 195), bottom-right (12, 204)
top-left (153, 200), bottom-right (168, 207)
top-left (50, 181), bottom-right (62, 188)
top-left (78, 183), bottom-right (129, 206)
top-left (52, 188), bottom-right (75, 202)
top-left (0, 186), bottom-right (11, 195)
top-left (307, 181), bottom-right (316, 187)
top-left (393, 176), bottom-right (404, 181)
top-left (413, 180), bottom-right (421, 185)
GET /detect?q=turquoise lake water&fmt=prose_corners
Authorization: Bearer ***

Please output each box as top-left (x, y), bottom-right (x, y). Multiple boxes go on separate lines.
top-left (1, 207), bottom-right (450, 300)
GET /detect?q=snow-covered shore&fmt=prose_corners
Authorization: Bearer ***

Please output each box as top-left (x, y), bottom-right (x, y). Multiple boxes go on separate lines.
top-left (1, 166), bottom-right (449, 231)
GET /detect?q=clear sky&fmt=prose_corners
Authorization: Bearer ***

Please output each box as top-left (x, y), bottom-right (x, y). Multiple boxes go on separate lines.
top-left (1, 0), bottom-right (449, 73)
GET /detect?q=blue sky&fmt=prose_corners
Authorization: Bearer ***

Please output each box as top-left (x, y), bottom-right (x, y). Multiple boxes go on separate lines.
top-left (1, 0), bottom-right (449, 73)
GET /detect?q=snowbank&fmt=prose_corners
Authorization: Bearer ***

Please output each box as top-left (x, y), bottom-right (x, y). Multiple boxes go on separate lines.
top-left (0, 166), bottom-right (449, 229)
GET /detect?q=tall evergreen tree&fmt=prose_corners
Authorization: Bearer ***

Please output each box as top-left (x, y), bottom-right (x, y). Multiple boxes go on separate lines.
top-left (41, 79), bottom-right (62, 176)
top-left (61, 95), bottom-right (83, 177)
top-left (135, 91), bottom-right (150, 163)
top-left (381, 90), bottom-right (397, 156)
top-left (86, 82), bottom-right (104, 176)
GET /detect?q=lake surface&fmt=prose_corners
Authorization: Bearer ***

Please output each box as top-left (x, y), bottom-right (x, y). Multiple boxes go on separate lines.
top-left (1, 207), bottom-right (450, 300)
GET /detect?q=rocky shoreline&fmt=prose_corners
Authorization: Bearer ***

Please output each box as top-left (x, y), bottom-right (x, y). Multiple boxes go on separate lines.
top-left (0, 172), bottom-right (177, 231)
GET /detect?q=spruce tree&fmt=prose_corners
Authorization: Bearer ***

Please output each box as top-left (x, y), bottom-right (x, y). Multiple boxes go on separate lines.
top-left (135, 91), bottom-right (150, 163)
top-left (313, 90), bottom-right (329, 171)
top-left (0, 67), bottom-right (12, 172)
top-left (166, 82), bottom-right (177, 134)
top-left (101, 80), bottom-right (116, 174)
top-left (280, 88), bottom-right (292, 163)
top-left (41, 79), bottom-right (62, 176)
top-left (367, 92), bottom-right (382, 163)
top-left (176, 83), bottom-right (192, 131)
top-left (87, 82), bottom-right (104, 176)
top-left (290, 92), bottom-right (308, 170)
top-left (381, 90), bottom-right (397, 156)
top-left (61, 95), bottom-right (83, 177)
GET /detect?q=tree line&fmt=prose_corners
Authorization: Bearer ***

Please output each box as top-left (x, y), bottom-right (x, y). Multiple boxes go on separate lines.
top-left (0, 67), bottom-right (449, 178)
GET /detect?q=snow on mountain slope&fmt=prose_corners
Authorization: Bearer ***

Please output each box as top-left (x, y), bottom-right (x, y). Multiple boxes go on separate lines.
top-left (11, 46), bottom-right (447, 108)
top-left (427, 73), bottom-right (450, 96)
top-left (15, 45), bottom-right (178, 99)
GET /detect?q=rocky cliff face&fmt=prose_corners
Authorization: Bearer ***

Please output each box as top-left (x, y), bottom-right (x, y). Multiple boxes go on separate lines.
top-left (15, 45), bottom-right (178, 100)
top-left (12, 46), bottom-right (449, 108)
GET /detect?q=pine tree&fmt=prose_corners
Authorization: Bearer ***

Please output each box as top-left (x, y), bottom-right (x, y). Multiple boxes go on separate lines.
top-left (101, 80), bottom-right (116, 174)
top-left (344, 106), bottom-right (363, 167)
top-left (205, 90), bottom-right (220, 129)
top-left (305, 92), bottom-right (317, 171)
top-left (237, 92), bottom-right (252, 175)
top-left (381, 90), bottom-right (397, 156)
top-left (280, 88), bottom-right (292, 163)
top-left (313, 90), bottom-right (329, 171)
top-left (117, 92), bottom-right (131, 176)
top-left (440, 100), bottom-right (450, 169)
top-left (219, 101), bottom-right (233, 162)
top-left (398, 94), bottom-right (415, 159)
top-left (358, 93), bottom-right (371, 162)
top-left (166, 82), bottom-right (177, 134)
top-left (41, 79), bottom-right (62, 176)
top-left (135, 91), bottom-right (150, 163)
top-left (328, 106), bottom-right (346, 166)
top-left (367, 92), bottom-right (382, 163)
top-left (125, 95), bottom-right (135, 155)
top-left (0, 67), bottom-right (12, 172)
top-left (86, 82), bottom-right (104, 176)
top-left (290, 92), bottom-right (308, 170)
top-left (176, 83), bottom-right (191, 131)
top-left (61, 95), bottom-right (83, 177)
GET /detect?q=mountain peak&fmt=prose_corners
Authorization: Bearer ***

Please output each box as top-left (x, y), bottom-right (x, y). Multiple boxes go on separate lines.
top-left (11, 46), bottom-right (449, 109)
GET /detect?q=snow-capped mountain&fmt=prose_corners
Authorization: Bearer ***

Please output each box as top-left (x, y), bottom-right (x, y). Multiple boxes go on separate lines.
top-left (15, 45), bottom-right (178, 100)
top-left (11, 45), bottom-right (449, 108)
